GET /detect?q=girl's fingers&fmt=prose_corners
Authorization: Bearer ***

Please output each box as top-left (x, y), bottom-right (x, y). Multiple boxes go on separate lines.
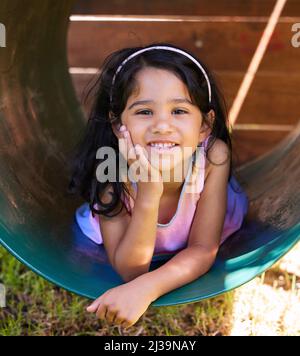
top-left (96, 304), bottom-right (107, 320)
top-left (134, 145), bottom-right (151, 181)
top-left (127, 145), bottom-right (150, 183)
top-left (136, 145), bottom-right (162, 183)
top-left (86, 298), bottom-right (101, 313)
top-left (124, 131), bottom-right (137, 165)
top-left (114, 314), bottom-right (132, 328)
top-left (134, 145), bottom-right (148, 164)
top-left (118, 131), bottom-right (127, 156)
top-left (118, 129), bottom-right (136, 167)
top-left (121, 319), bottom-right (133, 329)
top-left (118, 127), bottom-right (161, 183)
top-left (113, 314), bottom-right (125, 326)
top-left (106, 309), bottom-right (118, 324)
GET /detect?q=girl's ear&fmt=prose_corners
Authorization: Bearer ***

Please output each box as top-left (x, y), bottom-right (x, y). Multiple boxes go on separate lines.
top-left (198, 109), bottom-right (215, 143)
top-left (111, 123), bottom-right (122, 139)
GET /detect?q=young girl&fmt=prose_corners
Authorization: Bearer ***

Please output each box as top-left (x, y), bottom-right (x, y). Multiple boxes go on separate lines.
top-left (68, 43), bottom-right (249, 329)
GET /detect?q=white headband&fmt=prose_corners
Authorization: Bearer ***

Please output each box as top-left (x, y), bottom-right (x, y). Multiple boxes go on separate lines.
top-left (109, 45), bottom-right (212, 105)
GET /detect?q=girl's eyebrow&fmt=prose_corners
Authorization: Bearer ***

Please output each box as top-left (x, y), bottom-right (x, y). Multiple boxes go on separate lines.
top-left (128, 98), bottom-right (194, 110)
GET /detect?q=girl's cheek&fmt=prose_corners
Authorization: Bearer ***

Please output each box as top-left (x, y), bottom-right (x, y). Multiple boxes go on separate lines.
top-left (120, 112), bottom-right (129, 126)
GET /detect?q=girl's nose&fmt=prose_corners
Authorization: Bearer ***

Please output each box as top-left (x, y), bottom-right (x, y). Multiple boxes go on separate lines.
top-left (151, 114), bottom-right (174, 133)
top-left (151, 121), bottom-right (173, 134)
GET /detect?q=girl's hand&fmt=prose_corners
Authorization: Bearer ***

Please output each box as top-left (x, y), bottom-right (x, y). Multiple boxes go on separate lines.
top-left (86, 279), bottom-right (155, 329)
top-left (118, 125), bottom-right (164, 199)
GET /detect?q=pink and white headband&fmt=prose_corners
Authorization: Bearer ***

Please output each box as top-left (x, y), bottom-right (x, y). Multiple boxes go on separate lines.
top-left (109, 45), bottom-right (212, 105)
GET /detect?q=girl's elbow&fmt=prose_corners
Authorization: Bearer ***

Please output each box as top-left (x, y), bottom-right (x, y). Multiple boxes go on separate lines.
top-left (121, 275), bottom-right (135, 283)
top-left (116, 266), bottom-right (150, 283)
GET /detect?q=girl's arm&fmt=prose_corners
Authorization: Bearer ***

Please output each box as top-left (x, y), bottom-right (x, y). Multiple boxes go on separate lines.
top-left (132, 139), bottom-right (230, 299)
top-left (115, 192), bottom-right (161, 282)
top-left (100, 187), bottom-right (161, 283)
top-left (100, 125), bottom-right (164, 283)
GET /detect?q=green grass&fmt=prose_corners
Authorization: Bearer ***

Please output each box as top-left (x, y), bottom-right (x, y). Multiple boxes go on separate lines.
top-left (0, 246), bottom-right (234, 336)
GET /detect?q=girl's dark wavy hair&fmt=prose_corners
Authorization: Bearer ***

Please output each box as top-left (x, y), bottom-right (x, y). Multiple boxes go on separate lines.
top-left (67, 42), bottom-right (244, 218)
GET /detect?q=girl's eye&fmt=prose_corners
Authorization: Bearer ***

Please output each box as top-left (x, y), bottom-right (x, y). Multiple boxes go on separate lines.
top-left (173, 109), bottom-right (188, 115)
top-left (136, 109), bottom-right (188, 115)
top-left (136, 110), bottom-right (152, 115)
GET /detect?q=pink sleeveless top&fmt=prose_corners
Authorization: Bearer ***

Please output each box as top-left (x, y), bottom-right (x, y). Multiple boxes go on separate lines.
top-left (75, 135), bottom-right (249, 256)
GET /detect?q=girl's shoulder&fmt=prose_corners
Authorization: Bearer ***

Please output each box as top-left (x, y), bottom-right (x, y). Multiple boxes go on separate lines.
top-left (204, 138), bottom-right (230, 181)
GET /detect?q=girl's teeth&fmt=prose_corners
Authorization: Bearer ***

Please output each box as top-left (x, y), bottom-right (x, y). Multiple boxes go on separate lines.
top-left (150, 143), bottom-right (176, 148)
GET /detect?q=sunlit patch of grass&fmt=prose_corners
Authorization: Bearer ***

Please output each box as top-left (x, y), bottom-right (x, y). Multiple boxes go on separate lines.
top-left (186, 293), bottom-right (234, 336)
top-left (1, 243), bottom-right (300, 336)
top-left (135, 292), bottom-right (235, 336)
top-left (229, 243), bottom-right (300, 336)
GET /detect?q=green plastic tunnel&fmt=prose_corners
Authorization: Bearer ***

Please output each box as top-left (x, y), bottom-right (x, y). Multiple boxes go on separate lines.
top-left (0, 1), bottom-right (299, 307)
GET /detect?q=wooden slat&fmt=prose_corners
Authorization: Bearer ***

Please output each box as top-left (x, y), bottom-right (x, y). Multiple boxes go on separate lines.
top-left (67, 21), bottom-right (299, 72)
top-left (219, 71), bottom-right (300, 126)
top-left (67, 21), bottom-right (264, 70)
top-left (237, 75), bottom-right (300, 126)
top-left (70, 71), bottom-right (300, 127)
top-left (231, 129), bottom-right (290, 165)
top-left (72, 0), bottom-right (297, 17)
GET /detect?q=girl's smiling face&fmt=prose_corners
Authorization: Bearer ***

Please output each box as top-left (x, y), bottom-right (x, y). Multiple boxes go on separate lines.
top-left (114, 66), bottom-right (214, 171)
